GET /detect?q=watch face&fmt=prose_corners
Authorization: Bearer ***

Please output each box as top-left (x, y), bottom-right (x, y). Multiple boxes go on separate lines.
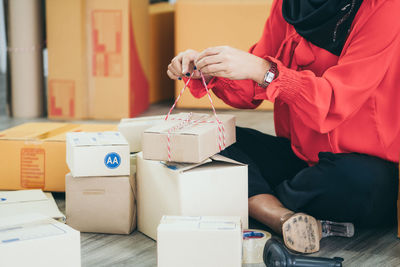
top-left (266, 72), bottom-right (275, 83)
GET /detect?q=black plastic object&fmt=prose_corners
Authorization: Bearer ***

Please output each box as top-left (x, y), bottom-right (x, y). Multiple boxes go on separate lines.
top-left (263, 238), bottom-right (344, 267)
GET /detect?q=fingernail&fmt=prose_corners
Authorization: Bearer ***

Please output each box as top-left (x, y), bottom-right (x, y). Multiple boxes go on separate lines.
top-left (178, 77), bottom-right (182, 80)
top-left (194, 66), bottom-right (197, 70)
top-left (185, 72), bottom-right (190, 77)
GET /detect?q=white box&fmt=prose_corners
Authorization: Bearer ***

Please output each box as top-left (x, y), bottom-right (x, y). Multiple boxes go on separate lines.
top-left (157, 216), bottom-right (242, 267)
top-left (118, 115), bottom-right (166, 153)
top-left (66, 132), bottom-right (130, 177)
top-left (0, 214), bottom-right (81, 267)
top-left (137, 153), bottom-right (248, 240)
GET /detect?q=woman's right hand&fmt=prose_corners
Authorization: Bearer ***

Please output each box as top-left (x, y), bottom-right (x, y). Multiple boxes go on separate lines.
top-left (167, 49), bottom-right (202, 80)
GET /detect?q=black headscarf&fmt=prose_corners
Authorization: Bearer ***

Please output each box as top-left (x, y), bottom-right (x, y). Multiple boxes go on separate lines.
top-left (282, 0), bottom-right (363, 56)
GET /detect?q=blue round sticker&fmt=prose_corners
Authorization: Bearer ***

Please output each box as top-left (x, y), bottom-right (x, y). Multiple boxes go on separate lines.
top-left (104, 152), bottom-right (121, 169)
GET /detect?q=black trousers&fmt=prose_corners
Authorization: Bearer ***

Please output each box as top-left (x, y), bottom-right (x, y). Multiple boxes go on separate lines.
top-left (219, 127), bottom-right (399, 227)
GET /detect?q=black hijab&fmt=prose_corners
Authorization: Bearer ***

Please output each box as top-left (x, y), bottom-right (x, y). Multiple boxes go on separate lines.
top-left (282, 0), bottom-right (363, 56)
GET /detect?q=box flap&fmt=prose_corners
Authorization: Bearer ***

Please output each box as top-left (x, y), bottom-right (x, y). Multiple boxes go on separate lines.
top-left (0, 122), bottom-right (78, 141)
top-left (67, 131), bottom-right (128, 147)
top-left (160, 153), bottom-right (245, 172)
top-left (159, 216), bottom-right (241, 231)
top-left (0, 189), bottom-right (48, 204)
top-left (120, 115), bottom-right (166, 125)
top-left (144, 112), bottom-right (225, 136)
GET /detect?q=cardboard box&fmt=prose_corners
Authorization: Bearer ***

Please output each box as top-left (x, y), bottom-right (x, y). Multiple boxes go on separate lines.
top-left (118, 115), bottom-right (166, 153)
top-left (0, 122), bottom-right (117, 191)
top-left (66, 132), bottom-right (129, 177)
top-left (46, 0), bottom-right (150, 120)
top-left (142, 113), bottom-right (236, 163)
top-left (175, 0), bottom-right (274, 111)
top-left (149, 2), bottom-right (175, 104)
top-left (46, 0), bottom-right (88, 119)
top-left (157, 216), bottom-right (242, 267)
top-left (86, 0), bottom-right (150, 119)
top-left (66, 172), bottom-right (136, 234)
top-left (137, 153), bottom-right (248, 240)
top-left (0, 214), bottom-right (81, 267)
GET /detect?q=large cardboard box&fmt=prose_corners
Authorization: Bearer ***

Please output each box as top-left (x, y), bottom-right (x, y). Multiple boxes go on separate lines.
top-left (142, 113), bottom-right (236, 163)
top-left (157, 216), bottom-right (242, 267)
top-left (66, 132), bottom-right (130, 177)
top-left (86, 0), bottom-right (150, 119)
top-left (149, 2), bottom-right (175, 104)
top-left (0, 214), bottom-right (81, 267)
top-left (137, 153), bottom-right (248, 240)
top-left (46, 0), bottom-right (150, 120)
top-left (66, 172), bottom-right (136, 234)
top-left (0, 122), bottom-right (117, 191)
top-left (175, 0), bottom-right (274, 110)
top-left (46, 0), bottom-right (87, 119)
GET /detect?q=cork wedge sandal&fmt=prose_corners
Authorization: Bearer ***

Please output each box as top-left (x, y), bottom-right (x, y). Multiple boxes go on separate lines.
top-left (282, 213), bottom-right (321, 254)
top-left (282, 213), bottom-right (355, 254)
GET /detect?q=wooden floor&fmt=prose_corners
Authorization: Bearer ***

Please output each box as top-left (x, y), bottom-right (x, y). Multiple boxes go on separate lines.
top-left (1, 74), bottom-right (400, 266)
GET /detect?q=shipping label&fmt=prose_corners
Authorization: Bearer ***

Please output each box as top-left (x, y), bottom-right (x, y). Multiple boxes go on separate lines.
top-left (20, 148), bottom-right (45, 189)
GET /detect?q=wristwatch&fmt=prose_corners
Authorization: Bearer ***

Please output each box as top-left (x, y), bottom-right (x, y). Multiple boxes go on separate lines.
top-left (259, 62), bottom-right (278, 88)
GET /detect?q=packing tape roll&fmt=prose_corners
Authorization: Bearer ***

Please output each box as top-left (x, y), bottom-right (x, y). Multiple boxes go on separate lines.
top-left (242, 229), bottom-right (271, 264)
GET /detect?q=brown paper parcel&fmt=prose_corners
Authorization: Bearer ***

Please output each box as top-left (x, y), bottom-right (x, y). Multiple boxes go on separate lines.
top-left (142, 113), bottom-right (236, 163)
top-left (66, 172), bottom-right (136, 234)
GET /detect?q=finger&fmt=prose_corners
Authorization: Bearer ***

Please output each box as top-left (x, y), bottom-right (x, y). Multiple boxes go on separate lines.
top-left (196, 55), bottom-right (224, 71)
top-left (171, 56), bottom-right (183, 76)
top-left (195, 47), bottom-right (224, 65)
top-left (167, 69), bottom-right (181, 80)
top-left (168, 63), bottom-right (182, 80)
top-left (199, 63), bottom-right (226, 76)
top-left (181, 53), bottom-right (197, 76)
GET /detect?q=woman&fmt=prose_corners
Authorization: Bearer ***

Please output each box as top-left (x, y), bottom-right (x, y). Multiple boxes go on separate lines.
top-left (167, 0), bottom-right (400, 253)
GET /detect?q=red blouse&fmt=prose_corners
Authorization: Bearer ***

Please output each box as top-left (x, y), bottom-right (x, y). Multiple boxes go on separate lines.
top-left (187, 0), bottom-right (400, 164)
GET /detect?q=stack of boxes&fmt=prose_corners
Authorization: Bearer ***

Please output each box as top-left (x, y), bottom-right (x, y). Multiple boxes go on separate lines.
top-left (65, 132), bottom-right (136, 234)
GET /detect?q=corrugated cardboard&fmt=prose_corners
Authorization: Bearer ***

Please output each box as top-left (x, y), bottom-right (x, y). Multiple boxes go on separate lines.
top-left (157, 216), bottom-right (242, 267)
top-left (0, 214), bottom-right (81, 267)
top-left (46, 0), bottom-right (150, 120)
top-left (86, 0), bottom-right (150, 119)
top-left (149, 2), bottom-right (175, 103)
top-left (0, 190), bottom-right (65, 221)
top-left (46, 0), bottom-right (88, 119)
top-left (66, 132), bottom-right (130, 177)
top-left (142, 113), bottom-right (236, 163)
top-left (137, 153), bottom-right (248, 240)
top-left (0, 122), bottom-right (117, 192)
top-left (66, 172), bottom-right (136, 234)
top-left (175, 0), bottom-right (274, 110)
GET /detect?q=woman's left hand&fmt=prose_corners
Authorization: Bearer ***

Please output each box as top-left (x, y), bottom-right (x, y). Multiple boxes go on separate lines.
top-left (195, 46), bottom-right (270, 83)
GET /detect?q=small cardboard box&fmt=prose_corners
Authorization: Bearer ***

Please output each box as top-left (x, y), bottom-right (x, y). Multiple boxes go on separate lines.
top-left (118, 115), bottom-right (166, 153)
top-left (0, 214), bottom-right (81, 267)
top-left (66, 172), bottom-right (136, 234)
top-left (142, 113), bottom-right (236, 163)
top-left (137, 153), bottom-right (248, 240)
top-left (66, 132), bottom-right (130, 177)
top-left (175, 0), bottom-right (273, 111)
top-left (0, 123), bottom-right (117, 191)
top-left (157, 216), bottom-right (242, 267)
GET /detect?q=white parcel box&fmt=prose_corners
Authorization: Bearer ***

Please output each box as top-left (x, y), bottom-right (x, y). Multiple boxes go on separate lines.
top-left (157, 216), bottom-right (242, 267)
top-left (66, 132), bottom-right (130, 177)
top-left (0, 214), bottom-right (81, 267)
top-left (137, 153), bottom-right (248, 240)
top-left (118, 115), bottom-right (166, 153)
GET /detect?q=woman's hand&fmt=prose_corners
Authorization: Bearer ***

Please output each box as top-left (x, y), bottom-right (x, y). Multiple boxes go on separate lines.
top-left (167, 49), bottom-right (202, 80)
top-left (195, 46), bottom-right (270, 84)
